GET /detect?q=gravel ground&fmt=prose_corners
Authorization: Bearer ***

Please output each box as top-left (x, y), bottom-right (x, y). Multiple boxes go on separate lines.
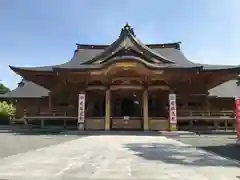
top-left (171, 134), bottom-right (240, 162)
top-left (0, 132), bottom-right (80, 158)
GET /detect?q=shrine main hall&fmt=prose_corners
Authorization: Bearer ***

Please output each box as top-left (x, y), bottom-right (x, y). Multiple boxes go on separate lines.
top-left (1, 24), bottom-right (239, 131)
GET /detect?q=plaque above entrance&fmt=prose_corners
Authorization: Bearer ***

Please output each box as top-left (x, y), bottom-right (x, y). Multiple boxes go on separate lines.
top-left (115, 62), bottom-right (137, 69)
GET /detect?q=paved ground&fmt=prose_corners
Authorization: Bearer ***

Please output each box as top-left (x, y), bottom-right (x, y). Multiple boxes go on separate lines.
top-left (0, 132), bottom-right (79, 158)
top-left (170, 134), bottom-right (240, 162)
top-left (0, 135), bottom-right (239, 180)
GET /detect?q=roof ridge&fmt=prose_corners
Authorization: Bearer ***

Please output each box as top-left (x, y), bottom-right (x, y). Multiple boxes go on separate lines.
top-left (76, 42), bottom-right (181, 50)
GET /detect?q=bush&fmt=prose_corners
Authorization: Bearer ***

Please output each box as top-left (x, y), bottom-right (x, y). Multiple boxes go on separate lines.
top-left (0, 101), bottom-right (16, 124)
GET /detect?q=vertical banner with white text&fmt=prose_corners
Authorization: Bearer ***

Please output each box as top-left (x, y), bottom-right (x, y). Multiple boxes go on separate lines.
top-left (78, 93), bottom-right (85, 126)
top-left (235, 97), bottom-right (240, 139)
top-left (169, 94), bottom-right (177, 131)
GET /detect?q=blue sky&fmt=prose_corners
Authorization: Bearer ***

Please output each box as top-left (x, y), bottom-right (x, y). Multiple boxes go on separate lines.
top-left (0, 0), bottom-right (239, 89)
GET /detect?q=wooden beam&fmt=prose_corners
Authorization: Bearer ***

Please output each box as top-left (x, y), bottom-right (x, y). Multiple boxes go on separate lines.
top-left (148, 85), bottom-right (170, 91)
top-left (48, 92), bottom-right (52, 109)
top-left (86, 86), bottom-right (106, 90)
top-left (110, 85), bottom-right (143, 91)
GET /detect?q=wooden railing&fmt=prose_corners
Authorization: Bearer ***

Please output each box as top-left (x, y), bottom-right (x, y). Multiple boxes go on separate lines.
top-left (23, 107), bottom-right (68, 118)
top-left (37, 108), bottom-right (67, 116)
top-left (177, 110), bottom-right (236, 131)
top-left (178, 110), bottom-right (235, 117)
top-left (37, 107), bottom-right (68, 116)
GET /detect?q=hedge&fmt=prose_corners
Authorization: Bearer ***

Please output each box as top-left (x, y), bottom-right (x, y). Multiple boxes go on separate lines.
top-left (0, 101), bottom-right (16, 125)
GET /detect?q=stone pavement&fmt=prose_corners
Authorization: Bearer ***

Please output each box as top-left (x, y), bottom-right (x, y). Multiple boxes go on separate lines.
top-left (0, 135), bottom-right (239, 180)
top-left (0, 133), bottom-right (79, 158)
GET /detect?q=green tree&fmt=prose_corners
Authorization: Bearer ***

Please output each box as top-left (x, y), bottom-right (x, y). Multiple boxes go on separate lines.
top-left (0, 83), bottom-right (10, 94)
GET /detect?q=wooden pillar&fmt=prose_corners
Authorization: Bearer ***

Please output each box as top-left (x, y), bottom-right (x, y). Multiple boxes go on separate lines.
top-left (48, 92), bottom-right (52, 110)
top-left (23, 108), bottom-right (28, 125)
top-left (225, 119), bottom-right (228, 131)
top-left (105, 89), bottom-right (111, 131)
top-left (214, 120), bottom-right (218, 129)
top-left (143, 89), bottom-right (149, 131)
top-left (41, 119), bottom-right (44, 128)
top-left (64, 120), bottom-right (67, 128)
top-left (205, 93), bottom-right (210, 114)
top-left (183, 94), bottom-right (189, 110)
top-left (188, 120), bottom-right (193, 128)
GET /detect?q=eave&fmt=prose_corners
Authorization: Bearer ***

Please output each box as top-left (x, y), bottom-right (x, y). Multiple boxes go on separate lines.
top-left (0, 80), bottom-right (49, 99)
top-left (192, 66), bottom-right (240, 92)
top-left (9, 65), bottom-right (54, 74)
top-left (202, 64), bottom-right (240, 72)
top-left (53, 57), bottom-right (203, 72)
top-left (9, 66), bottom-right (57, 90)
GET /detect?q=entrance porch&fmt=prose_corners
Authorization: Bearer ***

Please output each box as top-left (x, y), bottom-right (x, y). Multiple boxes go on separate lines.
top-left (85, 88), bottom-right (169, 131)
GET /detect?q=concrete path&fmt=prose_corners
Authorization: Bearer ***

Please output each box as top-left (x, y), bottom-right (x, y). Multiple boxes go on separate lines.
top-left (0, 135), bottom-right (239, 180)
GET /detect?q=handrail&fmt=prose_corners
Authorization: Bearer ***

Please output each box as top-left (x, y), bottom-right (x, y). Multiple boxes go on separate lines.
top-left (36, 106), bottom-right (68, 116)
top-left (177, 110), bottom-right (235, 117)
top-left (178, 110), bottom-right (234, 112)
top-left (37, 112), bottom-right (67, 116)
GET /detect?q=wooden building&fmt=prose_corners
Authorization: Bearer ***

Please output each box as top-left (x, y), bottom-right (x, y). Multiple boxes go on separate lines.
top-left (1, 24), bottom-right (239, 131)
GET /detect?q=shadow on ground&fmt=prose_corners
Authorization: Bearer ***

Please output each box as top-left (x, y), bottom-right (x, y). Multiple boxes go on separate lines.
top-left (124, 142), bottom-right (240, 167)
top-left (199, 144), bottom-right (240, 163)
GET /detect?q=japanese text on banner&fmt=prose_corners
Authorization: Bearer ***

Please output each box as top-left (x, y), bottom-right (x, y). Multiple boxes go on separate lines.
top-left (169, 94), bottom-right (177, 124)
top-left (78, 94), bottom-right (85, 123)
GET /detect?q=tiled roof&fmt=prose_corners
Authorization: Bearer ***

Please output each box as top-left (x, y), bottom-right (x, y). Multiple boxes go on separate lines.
top-left (0, 80), bottom-right (49, 99)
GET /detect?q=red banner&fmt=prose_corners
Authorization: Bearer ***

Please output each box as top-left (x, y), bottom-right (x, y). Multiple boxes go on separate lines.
top-left (235, 98), bottom-right (240, 139)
